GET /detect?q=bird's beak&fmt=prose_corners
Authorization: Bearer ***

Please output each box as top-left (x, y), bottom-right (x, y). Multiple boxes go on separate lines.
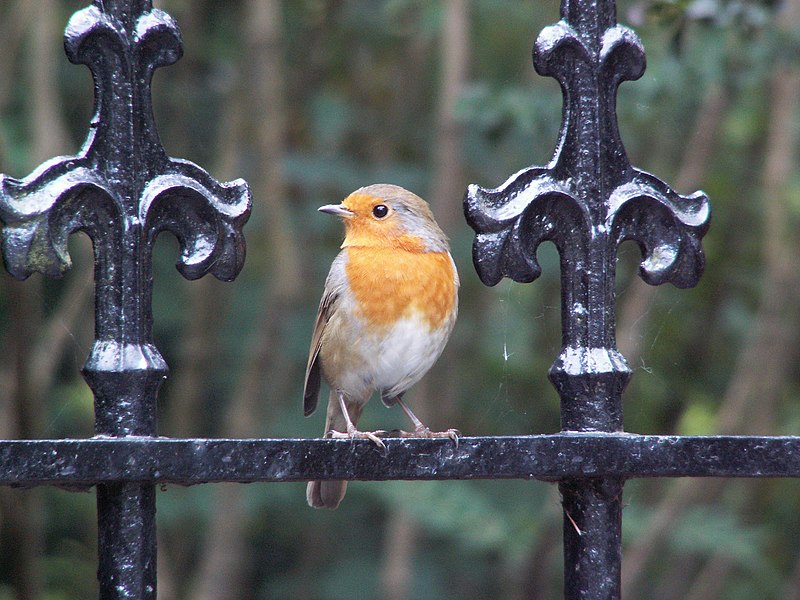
top-left (318, 204), bottom-right (354, 218)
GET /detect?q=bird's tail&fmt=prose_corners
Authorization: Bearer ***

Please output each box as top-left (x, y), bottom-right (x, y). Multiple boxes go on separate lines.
top-left (307, 390), bottom-right (362, 509)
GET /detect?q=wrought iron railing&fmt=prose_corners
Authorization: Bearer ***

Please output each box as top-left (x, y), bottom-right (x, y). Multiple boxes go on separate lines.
top-left (0, 1), bottom-right (793, 599)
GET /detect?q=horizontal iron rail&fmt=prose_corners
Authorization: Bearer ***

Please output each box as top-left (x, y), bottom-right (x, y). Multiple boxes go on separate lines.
top-left (0, 434), bottom-right (798, 486)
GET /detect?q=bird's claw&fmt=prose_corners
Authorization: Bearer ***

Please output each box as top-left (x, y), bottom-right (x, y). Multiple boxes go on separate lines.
top-left (444, 428), bottom-right (461, 447)
top-left (327, 426), bottom-right (460, 450)
top-left (328, 428), bottom-right (388, 451)
top-left (394, 427), bottom-right (461, 448)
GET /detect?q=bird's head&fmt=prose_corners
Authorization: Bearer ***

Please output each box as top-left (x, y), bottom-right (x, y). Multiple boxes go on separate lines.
top-left (319, 184), bottom-right (449, 253)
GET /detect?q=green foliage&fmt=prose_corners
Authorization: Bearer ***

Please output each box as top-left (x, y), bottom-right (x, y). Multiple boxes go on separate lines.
top-left (1, 0), bottom-right (799, 598)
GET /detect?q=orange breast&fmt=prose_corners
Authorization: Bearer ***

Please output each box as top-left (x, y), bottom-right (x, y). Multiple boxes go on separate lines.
top-left (345, 247), bottom-right (456, 330)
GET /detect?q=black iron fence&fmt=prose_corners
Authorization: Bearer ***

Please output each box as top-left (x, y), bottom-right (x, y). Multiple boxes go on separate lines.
top-left (0, 1), bottom-right (794, 599)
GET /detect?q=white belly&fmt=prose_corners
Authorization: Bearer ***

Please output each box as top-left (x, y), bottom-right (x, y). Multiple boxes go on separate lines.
top-left (320, 306), bottom-right (454, 402)
top-left (369, 312), bottom-right (451, 399)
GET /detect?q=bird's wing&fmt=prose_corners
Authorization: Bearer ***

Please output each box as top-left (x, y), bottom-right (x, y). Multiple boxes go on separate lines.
top-left (303, 288), bottom-right (336, 416)
top-left (304, 253), bottom-right (347, 416)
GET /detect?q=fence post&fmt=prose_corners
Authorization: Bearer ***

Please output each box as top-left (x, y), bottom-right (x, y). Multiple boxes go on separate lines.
top-left (0, 2), bottom-right (251, 598)
top-left (465, 1), bottom-right (710, 597)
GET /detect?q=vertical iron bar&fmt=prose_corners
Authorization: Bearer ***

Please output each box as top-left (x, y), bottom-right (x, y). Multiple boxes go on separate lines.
top-left (464, 0), bottom-right (709, 597)
top-left (550, 4), bottom-right (628, 589)
top-left (85, 358), bottom-right (165, 599)
top-left (561, 478), bottom-right (624, 599)
top-left (96, 483), bottom-right (157, 599)
top-left (0, 1), bottom-right (250, 598)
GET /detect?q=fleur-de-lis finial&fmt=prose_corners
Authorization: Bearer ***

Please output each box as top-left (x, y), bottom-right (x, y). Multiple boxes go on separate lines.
top-left (465, 1), bottom-right (710, 432)
top-left (0, 2), bottom-right (250, 431)
top-left (0, 2), bottom-right (251, 598)
top-left (465, 3), bottom-right (709, 598)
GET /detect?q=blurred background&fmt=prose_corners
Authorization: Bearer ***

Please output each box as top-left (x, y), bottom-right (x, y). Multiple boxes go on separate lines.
top-left (0, 0), bottom-right (798, 598)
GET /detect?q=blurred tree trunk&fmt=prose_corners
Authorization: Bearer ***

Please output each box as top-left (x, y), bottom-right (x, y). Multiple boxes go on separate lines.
top-left (428, 0), bottom-right (469, 237)
top-left (163, 276), bottom-right (227, 438)
top-left (0, 2), bottom-right (79, 599)
top-left (784, 546), bottom-right (800, 600)
top-left (0, 1), bottom-right (35, 163)
top-left (160, 1), bottom-right (232, 441)
top-left (378, 2), bottom-right (469, 599)
top-left (511, 488), bottom-right (562, 600)
top-left (378, 510), bottom-right (419, 600)
top-left (617, 82), bottom-right (729, 365)
top-left (1, 277), bottom-right (45, 600)
top-left (186, 0), bottom-right (300, 598)
top-left (622, 1), bottom-right (800, 594)
top-left (677, 3), bottom-right (800, 595)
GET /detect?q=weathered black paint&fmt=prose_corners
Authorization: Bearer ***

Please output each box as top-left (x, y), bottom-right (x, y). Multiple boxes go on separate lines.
top-left (465, 1), bottom-right (709, 598)
top-left (1, 435), bottom-right (800, 486)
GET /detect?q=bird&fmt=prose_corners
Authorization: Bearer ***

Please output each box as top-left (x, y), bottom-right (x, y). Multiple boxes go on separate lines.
top-left (304, 184), bottom-right (460, 509)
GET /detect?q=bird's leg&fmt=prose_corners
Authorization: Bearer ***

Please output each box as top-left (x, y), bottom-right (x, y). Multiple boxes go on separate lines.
top-left (396, 398), bottom-right (460, 446)
top-left (328, 391), bottom-right (387, 450)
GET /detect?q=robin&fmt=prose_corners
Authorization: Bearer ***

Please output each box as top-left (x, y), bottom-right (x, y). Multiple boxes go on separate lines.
top-left (304, 184), bottom-right (460, 509)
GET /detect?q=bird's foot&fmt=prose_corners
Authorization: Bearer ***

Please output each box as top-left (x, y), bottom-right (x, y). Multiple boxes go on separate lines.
top-left (328, 427), bottom-right (388, 450)
top-left (395, 426), bottom-right (461, 447)
top-left (394, 399), bottom-right (460, 447)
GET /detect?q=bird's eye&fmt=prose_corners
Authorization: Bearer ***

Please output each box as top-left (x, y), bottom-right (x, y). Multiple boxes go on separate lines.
top-left (372, 204), bottom-right (389, 219)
